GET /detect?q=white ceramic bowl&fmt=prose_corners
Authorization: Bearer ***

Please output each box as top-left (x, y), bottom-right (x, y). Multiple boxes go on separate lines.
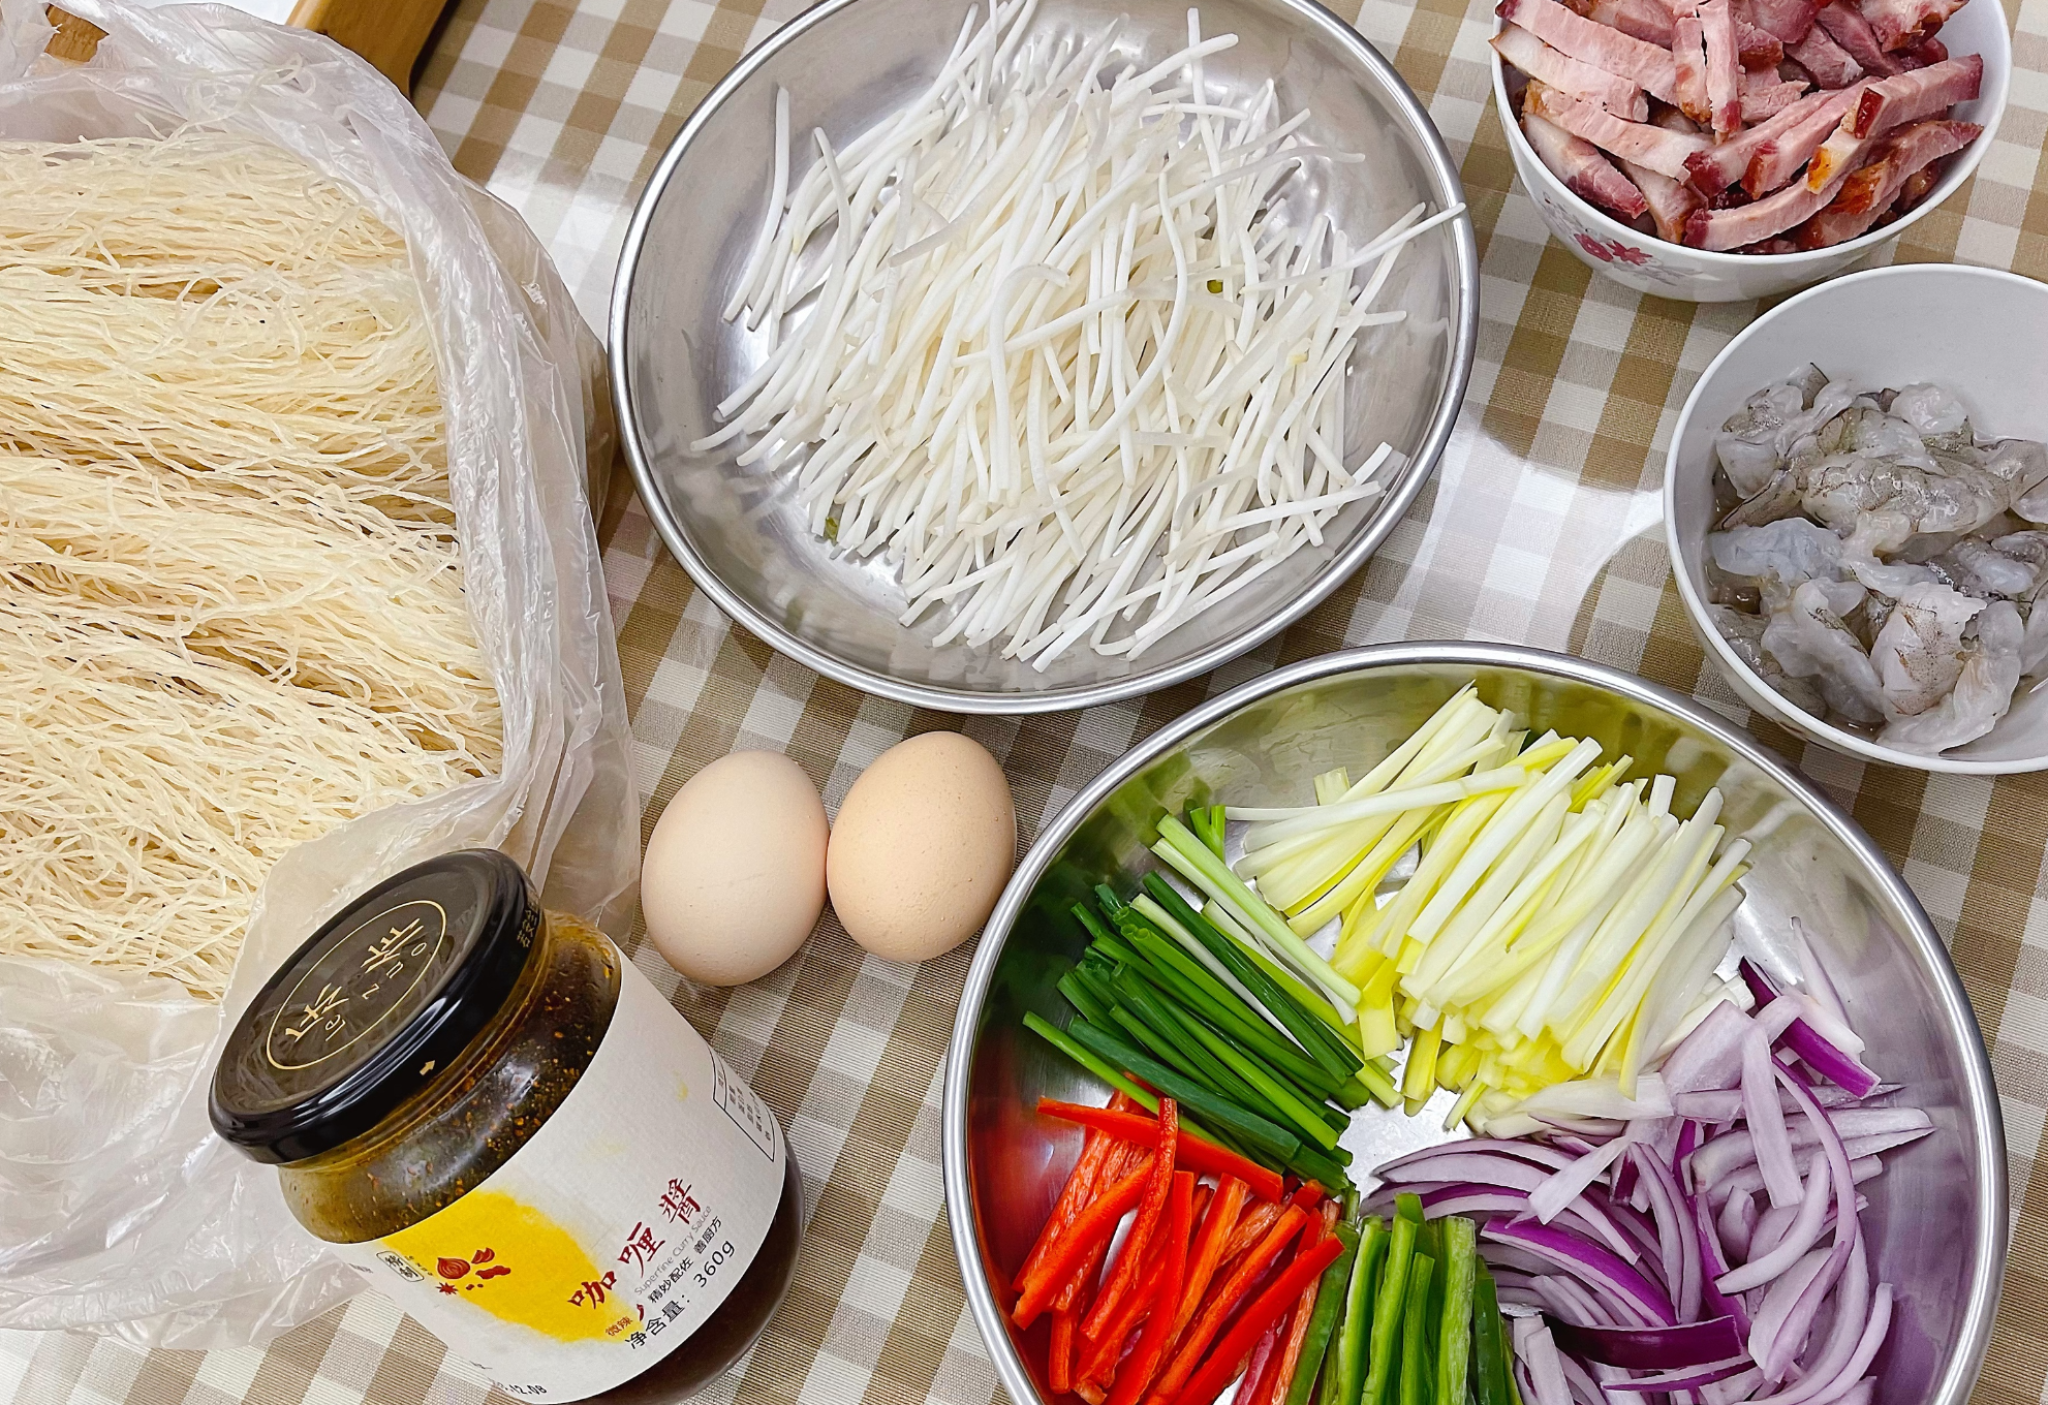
top-left (1489, 6), bottom-right (2010, 302)
top-left (1665, 263), bottom-right (2048, 772)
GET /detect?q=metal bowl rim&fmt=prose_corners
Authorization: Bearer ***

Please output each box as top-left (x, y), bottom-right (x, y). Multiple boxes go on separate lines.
top-left (1661, 263), bottom-right (2048, 774)
top-left (940, 639), bottom-right (2007, 1405)
top-left (608, 0), bottom-right (1481, 714)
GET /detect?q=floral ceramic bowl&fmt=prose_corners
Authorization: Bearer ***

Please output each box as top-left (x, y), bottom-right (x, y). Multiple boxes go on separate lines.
top-left (1487, 2), bottom-right (2009, 303)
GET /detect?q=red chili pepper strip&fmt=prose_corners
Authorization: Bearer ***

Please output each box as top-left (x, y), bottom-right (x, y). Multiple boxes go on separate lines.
top-left (1082, 1101), bottom-right (1178, 1346)
top-left (1020, 1128), bottom-right (1116, 1290)
top-left (1237, 1315), bottom-right (1287, 1405)
top-left (1054, 1227), bottom-right (1113, 1317)
top-left (1166, 1235), bottom-right (1345, 1405)
top-left (1213, 1201), bottom-right (1284, 1280)
top-left (1079, 1216), bottom-right (1168, 1390)
top-left (1079, 1171), bottom-right (1194, 1394)
top-left (1289, 1180), bottom-right (1325, 1211)
top-left (1105, 1171), bottom-right (1195, 1405)
top-left (1254, 1202), bottom-right (1337, 1405)
top-left (1036, 1099), bottom-right (1287, 1204)
top-left (1049, 1307), bottom-right (1081, 1395)
top-left (1172, 1176), bottom-right (1248, 1342)
top-left (1151, 1205), bottom-right (1309, 1401)
top-left (1013, 1157), bottom-right (1153, 1329)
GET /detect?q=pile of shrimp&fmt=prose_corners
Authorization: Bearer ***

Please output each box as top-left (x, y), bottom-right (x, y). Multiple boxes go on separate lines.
top-left (1702, 366), bottom-right (2048, 753)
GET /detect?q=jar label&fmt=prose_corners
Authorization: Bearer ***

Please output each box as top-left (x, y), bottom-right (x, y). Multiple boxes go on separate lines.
top-left (329, 955), bottom-right (788, 1400)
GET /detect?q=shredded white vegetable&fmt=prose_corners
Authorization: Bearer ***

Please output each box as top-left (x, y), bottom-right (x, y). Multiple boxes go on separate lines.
top-left (703, 1), bottom-right (1462, 666)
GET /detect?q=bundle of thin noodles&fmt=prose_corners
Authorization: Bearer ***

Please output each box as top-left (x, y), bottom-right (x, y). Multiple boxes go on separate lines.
top-left (0, 128), bottom-right (499, 998)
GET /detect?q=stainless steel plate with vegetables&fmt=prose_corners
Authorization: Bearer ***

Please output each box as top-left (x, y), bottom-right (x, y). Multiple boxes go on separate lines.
top-left (944, 645), bottom-right (2003, 1405)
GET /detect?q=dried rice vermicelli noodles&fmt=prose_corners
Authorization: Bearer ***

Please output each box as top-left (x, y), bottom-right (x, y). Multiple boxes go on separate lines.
top-left (0, 128), bottom-right (500, 998)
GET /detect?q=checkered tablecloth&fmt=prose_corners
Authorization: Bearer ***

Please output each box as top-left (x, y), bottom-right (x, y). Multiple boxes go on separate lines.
top-left (7, 0), bottom-right (2048, 1399)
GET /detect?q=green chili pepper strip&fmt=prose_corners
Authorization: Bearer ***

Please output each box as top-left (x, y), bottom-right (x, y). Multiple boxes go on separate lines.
top-left (1473, 1265), bottom-right (1511, 1405)
top-left (1399, 1254), bottom-right (1436, 1405)
top-left (1437, 1217), bottom-right (1477, 1405)
top-left (1359, 1212), bottom-right (1416, 1405)
top-left (1286, 1222), bottom-right (1361, 1405)
top-left (1332, 1215), bottom-right (1388, 1405)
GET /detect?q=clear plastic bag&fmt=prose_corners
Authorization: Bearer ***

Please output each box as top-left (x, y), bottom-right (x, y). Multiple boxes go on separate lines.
top-left (0, 0), bottom-right (640, 1349)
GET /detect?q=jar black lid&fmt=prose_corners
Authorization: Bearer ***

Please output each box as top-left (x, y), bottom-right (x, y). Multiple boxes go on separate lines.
top-left (209, 849), bottom-right (543, 1165)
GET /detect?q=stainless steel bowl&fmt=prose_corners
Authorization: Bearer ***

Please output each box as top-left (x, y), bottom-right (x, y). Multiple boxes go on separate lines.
top-left (943, 642), bottom-right (2006, 1405)
top-left (610, 0), bottom-right (1478, 713)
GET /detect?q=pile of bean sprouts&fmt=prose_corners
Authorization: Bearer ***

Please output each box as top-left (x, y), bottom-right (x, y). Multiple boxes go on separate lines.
top-left (701, 0), bottom-right (1461, 667)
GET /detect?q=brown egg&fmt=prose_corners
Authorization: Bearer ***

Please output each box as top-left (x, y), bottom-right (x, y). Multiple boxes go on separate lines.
top-left (640, 751), bottom-right (828, 985)
top-left (826, 732), bottom-right (1016, 962)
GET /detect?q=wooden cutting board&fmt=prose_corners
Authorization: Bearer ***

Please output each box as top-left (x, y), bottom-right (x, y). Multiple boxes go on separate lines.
top-left (45, 0), bottom-right (449, 94)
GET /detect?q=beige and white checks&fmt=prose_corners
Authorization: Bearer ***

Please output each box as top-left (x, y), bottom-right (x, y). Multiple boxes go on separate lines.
top-left (7, 0), bottom-right (2048, 1399)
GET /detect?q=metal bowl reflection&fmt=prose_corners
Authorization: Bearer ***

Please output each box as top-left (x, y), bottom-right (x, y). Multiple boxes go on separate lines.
top-left (942, 642), bottom-right (2004, 1405)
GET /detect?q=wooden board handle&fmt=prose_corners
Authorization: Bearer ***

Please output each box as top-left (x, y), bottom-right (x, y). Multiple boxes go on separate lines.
top-left (42, 0), bottom-right (447, 94)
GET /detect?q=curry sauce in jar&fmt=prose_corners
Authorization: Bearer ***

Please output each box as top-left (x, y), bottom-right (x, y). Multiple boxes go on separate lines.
top-left (211, 851), bottom-right (801, 1401)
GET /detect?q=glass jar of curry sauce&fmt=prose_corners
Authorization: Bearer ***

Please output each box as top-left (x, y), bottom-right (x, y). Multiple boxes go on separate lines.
top-left (210, 850), bottom-right (802, 1402)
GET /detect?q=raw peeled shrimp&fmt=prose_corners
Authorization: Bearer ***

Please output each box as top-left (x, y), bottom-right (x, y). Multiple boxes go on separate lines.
top-left (1882, 599), bottom-right (2025, 752)
top-left (1869, 579), bottom-right (1984, 716)
top-left (1761, 578), bottom-right (1887, 725)
top-left (1705, 368), bottom-right (2048, 751)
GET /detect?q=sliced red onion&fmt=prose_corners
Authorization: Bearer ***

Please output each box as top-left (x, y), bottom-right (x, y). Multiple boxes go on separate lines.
top-left (1598, 1357), bottom-right (1755, 1391)
top-left (1740, 959), bottom-right (1881, 1098)
top-left (1631, 1147), bottom-right (1701, 1323)
top-left (1488, 1241), bottom-right (1573, 1280)
top-left (1534, 1272), bottom-right (1615, 1328)
top-left (1613, 1146), bottom-right (1642, 1204)
top-left (1746, 1246), bottom-right (1831, 1378)
top-left (1800, 1284), bottom-right (1891, 1405)
top-left (1792, 921), bottom-right (1854, 1040)
top-left (1675, 1090), bottom-right (1745, 1121)
top-left (1701, 1368), bottom-right (1766, 1405)
top-left (1707, 1148), bottom-right (1899, 1206)
top-left (1747, 1201), bottom-right (1799, 1262)
top-left (1551, 1316), bottom-right (1746, 1370)
top-left (1677, 1083), bottom-right (1875, 1123)
top-left (1756, 995), bottom-right (1803, 1041)
top-left (1377, 1137), bottom-right (1578, 1175)
top-left (1790, 992), bottom-right (1865, 1059)
top-left (1378, 1152), bottom-right (1551, 1192)
top-left (1693, 1191), bottom-right (1752, 1335)
top-left (1754, 1069), bottom-right (1862, 1380)
top-left (1830, 1381), bottom-right (1873, 1405)
top-left (1383, 1181), bottom-right (1644, 1264)
top-left (1487, 1220), bottom-right (1677, 1325)
top-left (1534, 1135), bottom-right (1634, 1224)
top-left (1742, 1239), bottom-right (1869, 1405)
top-left (1662, 1000), bottom-right (1754, 1095)
top-left (1587, 1185), bottom-right (1664, 1268)
top-left (1557, 1353), bottom-right (1615, 1405)
top-left (1744, 1023), bottom-right (1804, 1208)
top-left (1515, 1316), bottom-right (1577, 1405)
top-left (1717, 1188), bottom-right (1758, 1259)
top-left (1689, 1110), bottom-right (1931, 1189)
top-left (1719, 1150), bottom-right (1830, 1293)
